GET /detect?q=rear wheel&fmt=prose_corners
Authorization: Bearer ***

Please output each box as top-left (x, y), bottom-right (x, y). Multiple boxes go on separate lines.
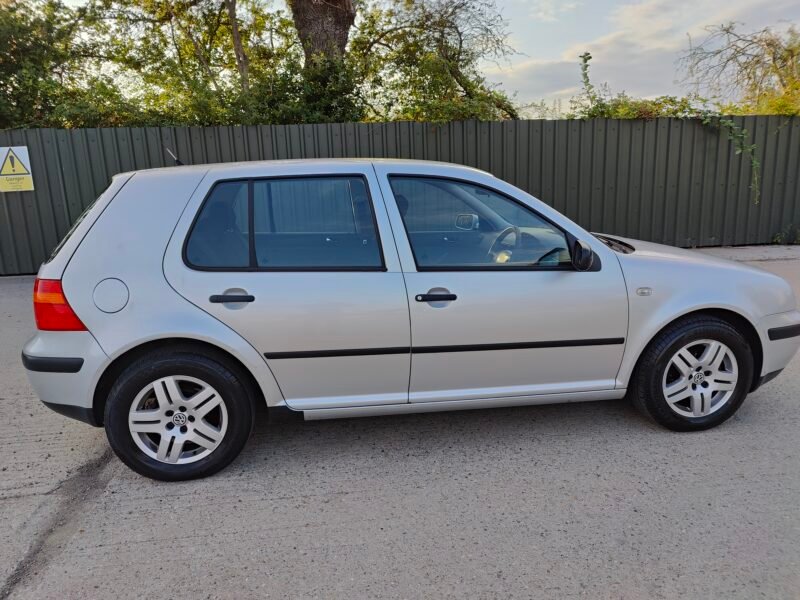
top-left (105, 349), bottom-right (254, 480)
top-left (630, 316), bottom-right (754, 431)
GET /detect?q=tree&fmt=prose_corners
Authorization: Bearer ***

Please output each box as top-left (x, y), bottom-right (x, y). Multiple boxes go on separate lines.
top-left (91, 0), bottom-right (518, 124)
top-left (86, 0), bottom-right (368, 124)
top-left (681, 22), bottom-right (800, 116)
top-left (351, 0), bottom-right (519, 121)
top-left (90, 0), bottom-right (320, 124)
top-left (0, 0), bottom-right (144, 128)
top-left (1, 0), bottom-right (520, 127)
top-left (224, 0), bottom-right (250, 91)
top-left (287, 0), bottom-right (355, 63)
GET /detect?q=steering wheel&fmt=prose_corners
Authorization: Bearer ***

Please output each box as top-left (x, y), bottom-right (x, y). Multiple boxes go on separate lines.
top-left (487, 226), bottom-right (521, 262)
top-left (536, 246), bottom-right (567, 266)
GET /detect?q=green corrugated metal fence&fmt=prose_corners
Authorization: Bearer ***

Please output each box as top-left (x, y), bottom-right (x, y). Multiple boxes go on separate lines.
top-left (1, 117), bottom-right (798, 276)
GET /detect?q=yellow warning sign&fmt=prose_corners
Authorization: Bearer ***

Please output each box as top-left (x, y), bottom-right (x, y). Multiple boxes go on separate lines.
top-left (0, 146), bottom-right (35, 192)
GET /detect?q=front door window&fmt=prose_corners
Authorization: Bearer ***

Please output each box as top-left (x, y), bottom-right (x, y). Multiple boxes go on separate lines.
top-left (389, 176), bottom-right (571, 269)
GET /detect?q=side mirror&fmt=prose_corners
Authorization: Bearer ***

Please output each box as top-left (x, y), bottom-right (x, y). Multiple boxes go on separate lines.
top-left (455, 214), bottom-right (479, 231)
top-left (572, 239), bottom-right (594, 271)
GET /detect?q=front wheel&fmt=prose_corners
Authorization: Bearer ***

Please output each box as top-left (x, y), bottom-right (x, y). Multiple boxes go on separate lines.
top-left (104, 349), bottom-right (255, 480)
top-left (630, 316), bottom-right (754, 431)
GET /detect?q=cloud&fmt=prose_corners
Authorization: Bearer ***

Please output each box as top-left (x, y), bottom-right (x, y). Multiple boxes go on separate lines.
top-left (488, 0), bottom-right (800, 105)
top-left (529, 0), bottom-right (582, 23)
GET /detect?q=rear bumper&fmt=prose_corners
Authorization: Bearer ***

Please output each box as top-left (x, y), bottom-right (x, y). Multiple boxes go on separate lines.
top-left (22, 331), bottom-right (109, 426)
top-left (21, 353), bottom-right (84, 373)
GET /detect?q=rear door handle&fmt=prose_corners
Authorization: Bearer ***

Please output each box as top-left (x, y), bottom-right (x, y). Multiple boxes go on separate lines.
top-left (209, 294), bottom-right (255, 303)
top-left (415, 293), bottom-right (457, 302)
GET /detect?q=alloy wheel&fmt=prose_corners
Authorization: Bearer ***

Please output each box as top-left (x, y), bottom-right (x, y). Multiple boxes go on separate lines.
top-left (128, 375), bottom-right (228, 464)
top-left (661, 339), bottom-right (739, 418)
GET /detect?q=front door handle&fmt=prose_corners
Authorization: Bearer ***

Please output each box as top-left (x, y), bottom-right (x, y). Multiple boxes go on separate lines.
top-left (415, 293), bottom-right (457, 302)
top-left (209, 294), bottom-right (255, 303)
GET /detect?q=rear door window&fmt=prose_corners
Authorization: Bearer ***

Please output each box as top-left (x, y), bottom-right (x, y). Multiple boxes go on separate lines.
top-left (253, 176), bottom-right (382, 269)
top-left (185, 176), bottom-right (384, 270)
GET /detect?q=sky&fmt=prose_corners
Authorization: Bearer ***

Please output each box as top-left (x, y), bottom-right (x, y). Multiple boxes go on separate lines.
top-left (486, 0), bottom-right (800, 109)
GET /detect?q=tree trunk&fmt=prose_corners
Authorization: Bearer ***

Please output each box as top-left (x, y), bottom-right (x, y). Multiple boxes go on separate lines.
top-left (224, 0), bottom-right (250, 92)
top-left (287, 0), bottom-right (356, 63)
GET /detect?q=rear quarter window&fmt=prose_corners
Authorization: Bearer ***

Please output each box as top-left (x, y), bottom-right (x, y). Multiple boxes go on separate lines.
top-left (184, 181), bottom-right (250, 268)
top-left (44, 174), bottom-right (133, 268)
top-left (46, 197), bottom-right (102, 263)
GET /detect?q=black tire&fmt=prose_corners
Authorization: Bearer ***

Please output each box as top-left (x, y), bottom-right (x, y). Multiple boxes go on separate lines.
top-left (629, 315), bottom-right (754, 431)
top-left (104, 347), bottom-right (255, 481)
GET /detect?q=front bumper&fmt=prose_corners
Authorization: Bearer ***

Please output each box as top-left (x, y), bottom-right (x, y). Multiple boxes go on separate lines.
top-left (758, 309), bottom-right (800, 379)
top-left (22, 331), bottom-right (109, 426)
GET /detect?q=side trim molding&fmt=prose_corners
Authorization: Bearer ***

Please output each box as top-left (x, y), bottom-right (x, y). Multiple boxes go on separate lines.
top-left (21, 352), bottom-right (84, 373)
top-left (413, 338), bottom-right (625, 354)
top-left (768, 324), bottom-right (800, 341)
top-left (266, 347), bottom-right (409, 360)
top-left (265, 337), bottom-right (625, 360)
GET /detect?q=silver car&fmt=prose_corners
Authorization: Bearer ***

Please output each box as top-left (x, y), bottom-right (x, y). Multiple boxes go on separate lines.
top-left (22, 159), bottom-right (800, 480)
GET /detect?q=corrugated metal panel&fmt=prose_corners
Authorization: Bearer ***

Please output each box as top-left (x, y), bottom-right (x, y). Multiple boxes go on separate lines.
top-left (0, 117), bottom-right (798, 275)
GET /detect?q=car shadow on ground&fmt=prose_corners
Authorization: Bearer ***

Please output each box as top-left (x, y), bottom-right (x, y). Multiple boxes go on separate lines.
top-left (228, 398), bottom-right (661, 475)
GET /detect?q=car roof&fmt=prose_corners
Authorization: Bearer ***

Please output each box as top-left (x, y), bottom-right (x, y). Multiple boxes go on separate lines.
top-left (116, 158), bottom-right (492, 179)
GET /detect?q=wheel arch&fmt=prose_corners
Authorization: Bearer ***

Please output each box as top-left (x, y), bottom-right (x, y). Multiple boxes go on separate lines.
top-left (92, 337), bottom-right (268, 426)
top-left (624, 307), bottom-right (763, 392)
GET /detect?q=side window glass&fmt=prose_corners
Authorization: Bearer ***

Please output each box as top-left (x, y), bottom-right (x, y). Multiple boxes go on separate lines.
top-left (185, 181), bottom-right (249, 268)
top-left (390, 178), bottom-right (472, 232)
top-left (253, 176), bottom-right (382, 269)
top-left (389, 176), bottom-right (571, 269)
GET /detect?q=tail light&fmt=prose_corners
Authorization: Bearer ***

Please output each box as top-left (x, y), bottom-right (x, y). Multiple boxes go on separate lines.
top-left (33, 279), bottom-right (86, 331)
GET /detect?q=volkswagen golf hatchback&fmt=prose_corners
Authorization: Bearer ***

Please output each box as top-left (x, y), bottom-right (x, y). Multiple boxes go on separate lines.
top-left (22, 159), bottom-right (800, 480)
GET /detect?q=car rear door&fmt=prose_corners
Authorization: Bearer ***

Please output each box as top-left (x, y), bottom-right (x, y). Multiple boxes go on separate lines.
top-left (373, 162), bottom-right (629, 404)
top-left (164, 162), bottom-right (411, 410)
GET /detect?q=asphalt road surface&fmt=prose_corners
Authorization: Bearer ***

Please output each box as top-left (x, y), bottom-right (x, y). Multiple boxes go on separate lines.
top-left (1, 247), bottom-right (799, 599)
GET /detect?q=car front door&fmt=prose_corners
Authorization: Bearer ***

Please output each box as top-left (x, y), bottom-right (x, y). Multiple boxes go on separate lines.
top-left (165, 164), bottom-right (411, 410)
top-left (373, 164), bottom-right (629, 404)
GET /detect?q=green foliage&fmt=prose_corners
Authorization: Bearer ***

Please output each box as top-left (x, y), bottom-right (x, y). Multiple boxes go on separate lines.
top-left (696, 111), bottom-right (762, 204)
top-left (717, 79), bottom-right (800, 117)
top-left (773, 224), bottom-right (799, 245)
top-left (1, 1), bottom-right (118, 127)
top-left (566, 53), bottom-right (702, 120)
top-left (351, 0), bottom-right (518, 121)
top-left (89, 0), bottom-right (324, 126)
top-left (1, 0), bottom-right (518, 128)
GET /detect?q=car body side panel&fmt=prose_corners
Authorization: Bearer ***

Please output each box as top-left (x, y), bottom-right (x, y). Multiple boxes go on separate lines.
top-left (162, 162), bottom-right (411, 410)
top-left (60, 167), bottom-right (287, 408)
top-left (396, 270), bottom-right (629, 402)
top-left (613, 237), bottom-right (799, 385)
top-left (38, 172), bottom-right (133, 281)
top-left (371, 162), bottom-right (630, 401)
